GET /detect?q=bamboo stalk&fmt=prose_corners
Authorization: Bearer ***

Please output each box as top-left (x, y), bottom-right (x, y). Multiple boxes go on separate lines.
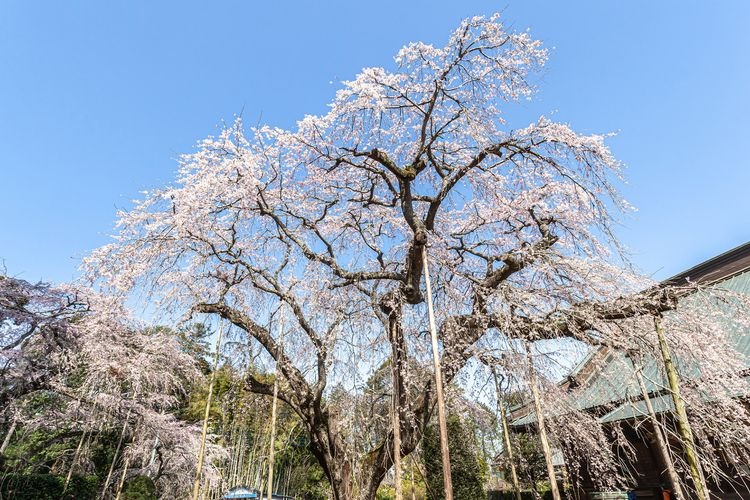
top-left (62, 427), bottom-right (88, 495)
top-left (632, 357), bottom-right (684, 499)
top-left (114, 455), bottom-right (131, 500)
top-left (654, 315), bottom-right (708, 500)
top-left (492, 368), bottom-right (522, 500)
top-left (193, 320), bottom-right (225, 500)
top-left (267, 308), bottom-right (285, 500)
top-left (525, 343), bottom-right (561, 500)
top-left (100, 396), bottom-right (136, 500)
top-left (421, 246), bottom-right (453, 500)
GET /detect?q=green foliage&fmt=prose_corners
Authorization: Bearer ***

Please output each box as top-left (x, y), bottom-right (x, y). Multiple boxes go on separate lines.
top-left (376, 484), bottom-right (395, 499)
top-left (175, 323), bottom-right (212, 374)
top-left (273, 424), bottom-right (328, 499)
top-left (120, 475), bottom-right (157, 499)
top-left (422, 414), bottom-right (488, 500)
top-left (180, 363), bottom-right (329, 498)
top-left (0, 474), bottom-right (98, 500)
top-left (512, 433), bottom-right (548, 489)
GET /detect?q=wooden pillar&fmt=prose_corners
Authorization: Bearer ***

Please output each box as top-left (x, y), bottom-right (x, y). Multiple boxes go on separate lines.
top-left (526, 343), bottom-right (561, 500)
top-left (100, 396), bottom-right (136, 500)
top-left (632, 355), bottom-right (685, 499)
top-left (267, 309), bottom-right (285, 500)
top-left (392, 338), bottom-right (404, 500)
top-left (654, 315), bottom-right (708, 500)
top-left (62, 427), bottom-right (88, 495)
top-left (422, 246), bottom-right (453, 500)
top-left (492, 368), bottom-right (522, 500)
top-left (0, 416), bottom-right (17, 455)
top-left (192, 320), bottom-right (224, 500)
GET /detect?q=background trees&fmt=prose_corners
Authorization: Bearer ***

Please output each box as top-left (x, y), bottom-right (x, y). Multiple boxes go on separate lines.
top-left (423, 415), bottom-right (487, 500)
top-left (0, 275), bottom-right (224, 498)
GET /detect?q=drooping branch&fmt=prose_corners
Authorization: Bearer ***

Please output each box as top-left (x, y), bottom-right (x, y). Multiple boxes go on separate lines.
top-left (192, 302), bottom-right (314, 410)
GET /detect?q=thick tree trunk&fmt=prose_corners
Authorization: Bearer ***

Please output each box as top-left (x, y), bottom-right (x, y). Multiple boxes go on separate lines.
top-left (308, 433), bottom-right (351, 500)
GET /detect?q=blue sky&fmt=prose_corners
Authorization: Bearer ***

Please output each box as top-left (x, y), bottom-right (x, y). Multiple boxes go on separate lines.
top-left (1, 1), bottom-right (749, 284)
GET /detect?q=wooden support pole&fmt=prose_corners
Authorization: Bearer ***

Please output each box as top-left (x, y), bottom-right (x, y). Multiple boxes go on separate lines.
top-left (421, 246), bottom-right (454, 500)
top-left (654, 315), bottom-right (708, 500)
top-left (267, 309), bottom-right (285, 500)
top-left (392, 338), bottom-right (403, 500)
top-left (525, 343), bottom-right (561, 500)
top-left (0, 416), bottom-right (17, 455)
top-left (411, 456), bottom-right (416, 500)
top-left (632, 358), bottom-right (685, 500)
top-left (492, 368), bottom-right (522, 500)
top-left (192, 320), bottom-right (224, 500)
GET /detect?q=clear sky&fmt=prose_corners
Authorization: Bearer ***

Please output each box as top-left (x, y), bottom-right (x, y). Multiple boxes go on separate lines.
top-left (1, 1), bottom-right (749, 285)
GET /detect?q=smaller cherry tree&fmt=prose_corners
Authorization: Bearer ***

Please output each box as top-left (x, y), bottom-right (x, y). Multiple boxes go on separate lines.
top-left (0, 273), bottom-right (225, 497)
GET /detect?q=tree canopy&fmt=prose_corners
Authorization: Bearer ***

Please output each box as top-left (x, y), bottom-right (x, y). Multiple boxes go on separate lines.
top-left (77, 13), bottom-right (750, 500)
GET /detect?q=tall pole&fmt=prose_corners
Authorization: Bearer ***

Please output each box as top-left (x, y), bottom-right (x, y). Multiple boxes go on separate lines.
top-left (410, 456), bottom-right (416, 500)
top-left (192, 320), bottom-right (224, 500)
top-left (267, 308), bottom-right (285, 500)
top-left (632, 357), bottom-right (685, 499)
top-left (654, 315), bottom-right (708, 500)
top-left (525, 342), bottom-right (561, 500)
top-left (392, 338), bottom-right (403, 500)
top-left (492, 368), bottom-right (522, 500)
top-left (0, 416), bottom-right (17, 455)
top-left (422, 246), bottom-right (453, 500)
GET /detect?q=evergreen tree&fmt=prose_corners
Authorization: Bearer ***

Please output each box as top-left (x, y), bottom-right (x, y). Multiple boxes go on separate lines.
top-left (423, 415), bottom-right (487, 500)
